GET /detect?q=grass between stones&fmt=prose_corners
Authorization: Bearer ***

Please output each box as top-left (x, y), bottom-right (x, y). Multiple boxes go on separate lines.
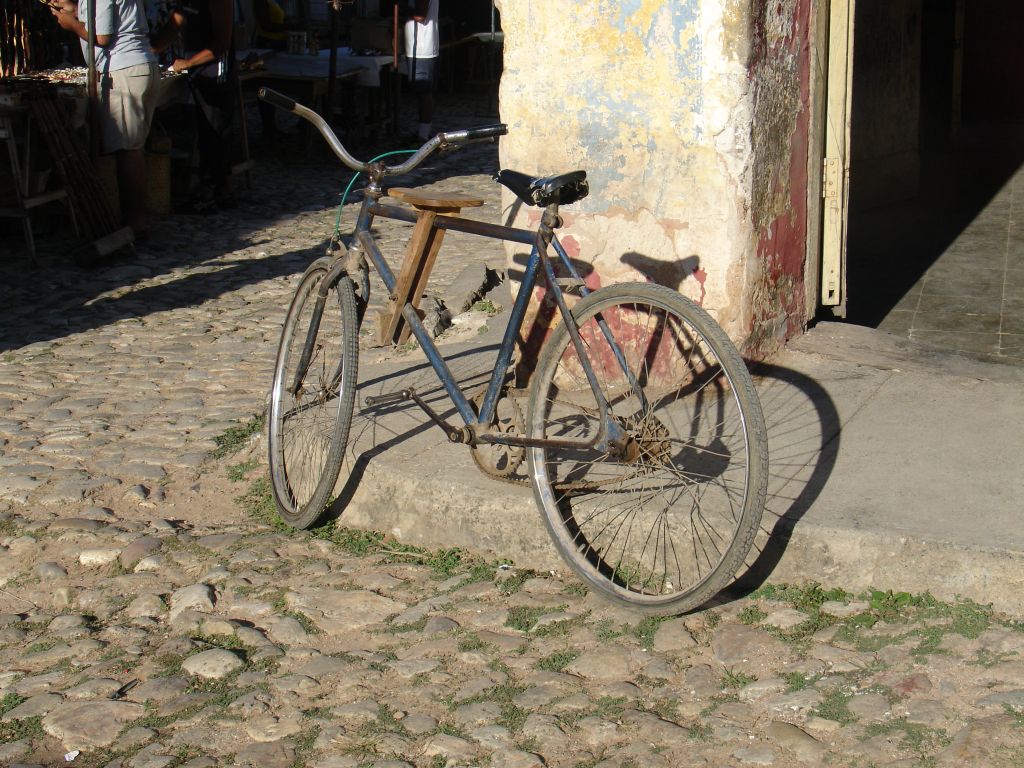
top-left (471, 299), bottom-right (502, 316)
top-left (227, 458), bottom-right (260, 482)
top-left (782, 671), bottom-right (820, 692)
top-left (738, 605), bottom-right (768, 624)
top-left (504, 606), bottom-right (552, 633)
top-left (863, 717), bottom-right (951, 756)
top-left (211, 414), bottom-right (265, 459)
top-left (536, 648), bottom-right (580, 672)
top-left (24, 638), bottom-right (60, 654)
top-left (284, 609), bottom-right (322, 635)
top-left (456, 630), bottom-right (495, 653)
top-left (0, 515), bottom-right (20, 537)
top-left (386, 616), bottom-right (429, 634)
top-left (291, 724), bottom-right (321, 764)
top-left (0, 697), bottom-right (43, 746)
top-left (557, 695), bottom-right (630, 729)
top-left (721, 669), bottom-right (758, 689)
top-left (747, 581), bottom-right (1000, 656)
top-left (642, 696), bottom-right (682, 721)
top-left (233, 471), bottom-right (528, 587)
top-left (0, 693), bottom-right (26, 715)
top-left (236, 477), bottom-right (287, 532)
top-left (335, 703), bottom-right (409, 762)
top-left (234, 454), bottom-right (585, 598)
top-left (1006, 704), bottom-right (1024, 728)
top-left (811, 687), bottom-right (857, 725)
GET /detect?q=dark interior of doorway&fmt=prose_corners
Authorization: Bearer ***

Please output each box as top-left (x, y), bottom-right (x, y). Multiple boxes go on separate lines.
top-left (837, 0), bottom-right (1024, 328)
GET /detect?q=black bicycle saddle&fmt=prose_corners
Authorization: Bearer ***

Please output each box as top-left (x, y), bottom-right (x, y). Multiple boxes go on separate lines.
top-left (494, 169), bottom-right (589, 207)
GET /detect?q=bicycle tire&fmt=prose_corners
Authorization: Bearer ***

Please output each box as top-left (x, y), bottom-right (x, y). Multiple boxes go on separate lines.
top-left (526, 282), bottom-right (768, 615)
top-left (268, 257), bottom-right (359, 529)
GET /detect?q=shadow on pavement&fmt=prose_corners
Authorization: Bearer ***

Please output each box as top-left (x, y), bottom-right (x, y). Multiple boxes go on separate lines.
top-left (317, 341), bottom-right (843, 616)
top-left (726, 360), bottom-right (842, 601)
top-left (0, 94), bottom-right (503, 352)
top-left (322, 343), bottom-right (502, 525)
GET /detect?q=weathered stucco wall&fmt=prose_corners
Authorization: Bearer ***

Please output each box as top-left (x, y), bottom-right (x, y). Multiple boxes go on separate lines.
top-left (496, 0), bottom-right (761, 358)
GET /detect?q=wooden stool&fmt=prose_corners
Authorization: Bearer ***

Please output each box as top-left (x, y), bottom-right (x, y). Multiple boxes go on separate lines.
top-left (378, 187), bottom-right (484, 346)
top-left (0, 107), bottom-right (74, 261)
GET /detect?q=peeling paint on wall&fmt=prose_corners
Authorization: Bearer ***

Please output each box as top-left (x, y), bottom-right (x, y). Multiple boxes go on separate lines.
top-left (747, 0), bottom-right (812, 353)
top-left (498, 0), bottom-right (759, 364)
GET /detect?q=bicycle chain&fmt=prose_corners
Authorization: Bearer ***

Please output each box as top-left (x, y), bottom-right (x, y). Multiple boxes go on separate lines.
top-left (468, 392), bottom-right (667, 495)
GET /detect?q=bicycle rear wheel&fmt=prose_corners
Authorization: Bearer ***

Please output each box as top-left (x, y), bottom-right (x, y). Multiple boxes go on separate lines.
top-left (527, 283), bottom-right (768, 614)
top-left (268, 258), bottom-right (359, 529)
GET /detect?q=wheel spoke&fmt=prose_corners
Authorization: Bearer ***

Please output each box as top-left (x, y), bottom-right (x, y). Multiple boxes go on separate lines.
top-left (528, 284), bottom-right (767, 612)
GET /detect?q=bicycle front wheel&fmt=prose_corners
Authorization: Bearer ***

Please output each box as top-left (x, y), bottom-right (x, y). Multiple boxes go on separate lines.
top-left (268, 258), bottom-right (359, 529)
top-left (527, 283), bottom-right (768, 614)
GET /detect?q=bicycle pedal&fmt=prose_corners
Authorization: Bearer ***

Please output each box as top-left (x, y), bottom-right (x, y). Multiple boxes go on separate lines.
top-left (364, 388), bottom-right (414, 408)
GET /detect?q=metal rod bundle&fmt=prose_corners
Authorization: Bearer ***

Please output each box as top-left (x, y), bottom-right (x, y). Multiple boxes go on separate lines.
top-left (29, 94), bottom-right (118, 241)
top-left (0, 0), bottom-right (52, 77)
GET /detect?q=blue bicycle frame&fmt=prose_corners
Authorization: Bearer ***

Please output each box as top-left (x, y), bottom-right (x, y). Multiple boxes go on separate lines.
top-left (347, 188), bottom-right (634, 454)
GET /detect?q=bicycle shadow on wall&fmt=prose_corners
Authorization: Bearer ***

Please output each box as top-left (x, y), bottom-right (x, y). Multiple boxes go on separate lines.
top-left (504, 250), bottom-right (597, 384)
top-left (620, 252), bottom-right (702, 292)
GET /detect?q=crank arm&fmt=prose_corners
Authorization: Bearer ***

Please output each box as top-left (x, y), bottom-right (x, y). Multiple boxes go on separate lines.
top-left (364, 387), bottom-right (470, 444)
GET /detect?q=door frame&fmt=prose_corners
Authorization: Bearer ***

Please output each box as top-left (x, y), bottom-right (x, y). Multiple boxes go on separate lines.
top-left (810, 0), bottom-right (855, 318)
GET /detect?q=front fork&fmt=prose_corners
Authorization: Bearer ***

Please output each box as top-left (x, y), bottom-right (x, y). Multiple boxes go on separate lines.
top-left (290, 169), bottom-right (386, 398)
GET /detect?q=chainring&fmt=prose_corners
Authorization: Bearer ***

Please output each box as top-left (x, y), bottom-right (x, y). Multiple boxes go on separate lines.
top-left (470, 389), bottom-right (527, 479)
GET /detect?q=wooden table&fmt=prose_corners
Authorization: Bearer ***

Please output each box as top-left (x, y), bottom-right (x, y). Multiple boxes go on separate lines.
top-left (318, 49), bottom-right (403, 139)
top-left (239, 52), bottom-right (365, 115)
top-left (239, 51), bottom-right (368, 152)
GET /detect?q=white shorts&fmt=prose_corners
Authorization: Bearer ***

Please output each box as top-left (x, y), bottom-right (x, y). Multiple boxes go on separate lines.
top-left (98, 61), bottom-right (160, 153)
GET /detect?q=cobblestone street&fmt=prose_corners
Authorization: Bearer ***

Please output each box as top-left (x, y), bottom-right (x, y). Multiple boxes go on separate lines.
top-left (2, 94), bottom-right (1024, 767)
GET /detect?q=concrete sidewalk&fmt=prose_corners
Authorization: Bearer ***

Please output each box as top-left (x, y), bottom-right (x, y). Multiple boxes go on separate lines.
top-left (332, 311), bottom-right (1024, 613)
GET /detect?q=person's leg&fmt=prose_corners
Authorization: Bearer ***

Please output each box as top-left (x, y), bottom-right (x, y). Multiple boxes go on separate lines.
top-left (107, 63), bottom-right (160, 233)
top-left (410, 58), bottom-right (436, 140)
top-left (417, 91), bottom-right (433, 137)
top-left (117, 148), bottom-right (148, 234)
top-left (191, 74), bottom-right (236, 203)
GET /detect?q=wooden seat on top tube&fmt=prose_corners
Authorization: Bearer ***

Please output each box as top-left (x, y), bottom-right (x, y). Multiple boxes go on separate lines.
top-left (378, 188), bottom-right (485, 346)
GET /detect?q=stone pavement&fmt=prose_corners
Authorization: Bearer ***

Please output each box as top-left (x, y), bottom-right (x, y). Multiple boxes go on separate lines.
top-left (1, 92), bottom-right (1024, 766)
top-left (4, 506), bottom-right (1024, 768)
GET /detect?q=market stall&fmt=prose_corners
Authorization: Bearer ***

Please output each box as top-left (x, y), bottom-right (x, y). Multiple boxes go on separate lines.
top-left (1, 1), bottom-right (135, 262)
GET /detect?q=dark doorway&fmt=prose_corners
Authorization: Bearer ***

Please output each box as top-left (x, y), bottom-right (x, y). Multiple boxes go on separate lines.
top-left (836, 0), bottom-right (1024, 364)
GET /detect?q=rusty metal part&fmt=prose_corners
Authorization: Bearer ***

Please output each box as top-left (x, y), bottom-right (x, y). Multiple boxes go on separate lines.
top-left (470, 388), bottom-right (526, 479)
top-left (472, 394), bottom-right (682, 497)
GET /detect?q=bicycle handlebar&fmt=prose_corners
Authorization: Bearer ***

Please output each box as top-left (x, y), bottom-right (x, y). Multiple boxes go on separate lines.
top-left (257, 87), bottom-right (507, 177)
top-left (259, 87), bottom-right (296, 114)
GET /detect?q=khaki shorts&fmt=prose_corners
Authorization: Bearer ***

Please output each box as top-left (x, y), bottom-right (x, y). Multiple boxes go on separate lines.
top-left (98, 61), bottom-right (160, 153)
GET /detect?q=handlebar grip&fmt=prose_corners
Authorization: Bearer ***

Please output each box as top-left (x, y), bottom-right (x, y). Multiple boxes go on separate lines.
top-left (464, 124), bottom-right (508, 141)
top-left (440, 124), bottom-right (508, 144)
top-left (258, 87), bottom-right (297, 113)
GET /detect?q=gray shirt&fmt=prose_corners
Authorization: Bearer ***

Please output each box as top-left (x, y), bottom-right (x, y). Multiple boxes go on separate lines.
top-left (78, 0), bottom-right (156, 73)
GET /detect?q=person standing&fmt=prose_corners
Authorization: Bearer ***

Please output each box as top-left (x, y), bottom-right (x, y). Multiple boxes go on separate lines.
top-left (404, 0), bottom-right (438, 142)
top-left (251, 0), bottom-right (298, 140)
top-left (51, 0), bottom-right (160, 236)
top-left (151, 0), bottom-right (237, 212)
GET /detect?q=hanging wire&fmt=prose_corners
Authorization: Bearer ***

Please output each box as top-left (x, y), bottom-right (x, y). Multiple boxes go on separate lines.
top-left (332, 148), bottom-right (418, 237)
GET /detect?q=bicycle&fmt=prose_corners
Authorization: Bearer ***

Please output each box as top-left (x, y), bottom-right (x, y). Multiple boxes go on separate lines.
top-left (259, 87), bottom-right (769, 615)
